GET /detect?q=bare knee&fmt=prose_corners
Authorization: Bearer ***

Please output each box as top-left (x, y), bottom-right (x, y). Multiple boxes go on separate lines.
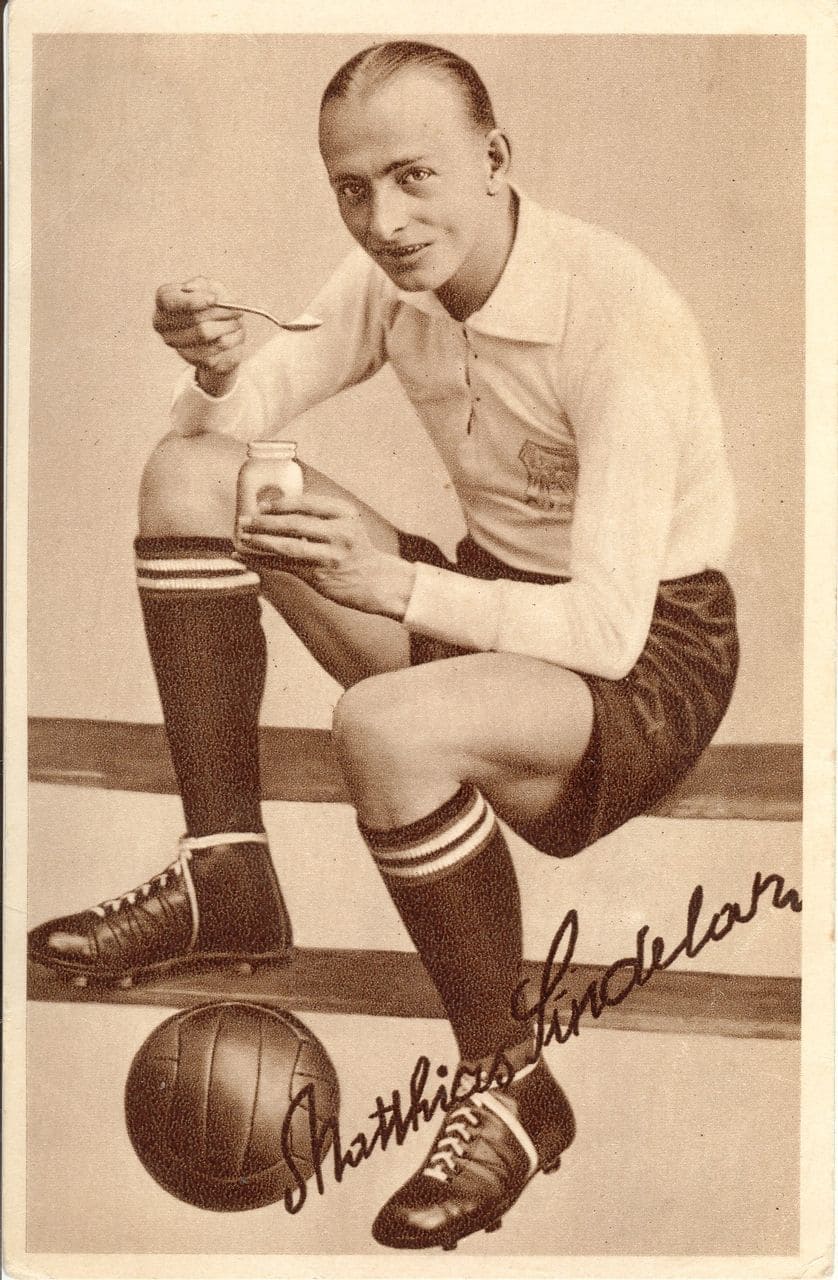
top-left (331, 674), bottom-right (461, 822)
top-left (333, 678), bottom-right (401, 775)
top-left (334, 673), bottom-right (489, 829)
top-left (138, 431), bottom-right (246, 537)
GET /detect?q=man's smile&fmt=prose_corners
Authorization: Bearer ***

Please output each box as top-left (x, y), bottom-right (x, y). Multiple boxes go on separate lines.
top-left (375, 242), bottom-right (432, 261)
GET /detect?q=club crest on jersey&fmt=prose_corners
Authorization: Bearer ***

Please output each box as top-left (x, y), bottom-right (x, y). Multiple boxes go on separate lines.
top-left (518, 439), bottom-right (578, 515)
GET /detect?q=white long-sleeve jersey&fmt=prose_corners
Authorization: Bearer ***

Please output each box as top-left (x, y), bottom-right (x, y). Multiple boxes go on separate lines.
top-left (170, 191), bottom-right (736, 679)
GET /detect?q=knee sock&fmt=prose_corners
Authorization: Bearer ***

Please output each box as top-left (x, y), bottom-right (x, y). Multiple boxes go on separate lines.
top-left (135, 536), bottom-right (266, 837)
top-left (358, 784), bottom-right (531, 1066)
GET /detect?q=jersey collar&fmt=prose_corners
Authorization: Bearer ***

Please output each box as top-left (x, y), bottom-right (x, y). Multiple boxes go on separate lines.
top-left (393, 187), bottom-right (569, 344)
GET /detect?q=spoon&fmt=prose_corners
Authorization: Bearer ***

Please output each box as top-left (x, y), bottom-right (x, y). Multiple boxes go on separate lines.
top-left (213, 301), bottom-right (323, 331)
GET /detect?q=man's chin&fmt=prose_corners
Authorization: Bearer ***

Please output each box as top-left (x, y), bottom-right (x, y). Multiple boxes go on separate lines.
top-left (374, 248), bottom-right (446, 292)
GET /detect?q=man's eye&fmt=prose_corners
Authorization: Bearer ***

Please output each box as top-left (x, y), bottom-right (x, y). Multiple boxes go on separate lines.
top-left (337, 182), bottom-right (365, 203)
top-left (401, 168), bottom-right (433, 185)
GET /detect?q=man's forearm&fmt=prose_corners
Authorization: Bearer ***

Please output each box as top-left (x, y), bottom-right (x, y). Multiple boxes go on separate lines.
top-left (196, 366), bottom-right (239, 398)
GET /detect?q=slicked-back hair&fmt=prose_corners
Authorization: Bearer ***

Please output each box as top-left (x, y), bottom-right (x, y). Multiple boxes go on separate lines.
top-left (320, 41), bottom-right (497, 135)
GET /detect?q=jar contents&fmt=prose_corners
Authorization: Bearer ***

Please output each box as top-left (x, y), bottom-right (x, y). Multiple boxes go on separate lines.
top-left (236, 441), bottom-right (304, 531)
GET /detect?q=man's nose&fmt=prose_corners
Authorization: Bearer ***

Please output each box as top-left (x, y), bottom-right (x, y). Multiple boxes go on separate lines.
top-left (367, 184), bottom-right (409, 242)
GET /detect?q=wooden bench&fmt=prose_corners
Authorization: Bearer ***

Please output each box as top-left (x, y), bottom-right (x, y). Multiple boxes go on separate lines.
top-left (27, 717), bottom-right (802, 1039)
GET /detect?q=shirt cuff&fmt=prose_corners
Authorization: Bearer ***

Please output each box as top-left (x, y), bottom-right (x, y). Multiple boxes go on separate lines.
top-left (169, 367), bottom-right (249, 436)
top-left (402, 563), bottom-right (501, 652)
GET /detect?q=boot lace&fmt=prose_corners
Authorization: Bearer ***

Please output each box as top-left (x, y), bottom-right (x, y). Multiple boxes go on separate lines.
top-left (422, 1054), bottom-right (542, 1183)
top-left (91, 846), bottom-right (193, 917)
top-left (423, 1099), bottom-right (485, 1182)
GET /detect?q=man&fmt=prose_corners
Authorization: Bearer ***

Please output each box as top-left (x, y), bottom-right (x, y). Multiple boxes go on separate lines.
top-left (29, 40), bottom-right (739, 1250)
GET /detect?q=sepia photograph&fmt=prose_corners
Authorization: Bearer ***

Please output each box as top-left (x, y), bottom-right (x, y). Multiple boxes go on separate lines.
top-left (4, 1), bottom-right (835, 1275)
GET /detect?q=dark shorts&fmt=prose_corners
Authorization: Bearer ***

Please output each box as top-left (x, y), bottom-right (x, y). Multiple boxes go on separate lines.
top-left (397, 531), bottom-right (740, 859)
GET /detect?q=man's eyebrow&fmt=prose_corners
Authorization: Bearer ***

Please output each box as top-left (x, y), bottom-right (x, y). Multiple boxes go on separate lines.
top-left (332, 156), bottom-right (431, 183)
top-left (383, 155), bottom-right (430, 175)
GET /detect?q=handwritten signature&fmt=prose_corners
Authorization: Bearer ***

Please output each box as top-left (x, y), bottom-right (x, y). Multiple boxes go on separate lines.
top-left (280, 868), bottom-right (801, 1214)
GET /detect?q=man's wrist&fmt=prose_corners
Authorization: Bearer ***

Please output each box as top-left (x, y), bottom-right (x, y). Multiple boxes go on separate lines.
top-left (377, 556), bottom-right (417, 621)
top-left (196, 365), bottom-right (239, 398)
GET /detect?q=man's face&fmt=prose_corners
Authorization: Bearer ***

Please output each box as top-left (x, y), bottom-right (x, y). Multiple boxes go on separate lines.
top-left (319, 69), bottom-right (497, 298)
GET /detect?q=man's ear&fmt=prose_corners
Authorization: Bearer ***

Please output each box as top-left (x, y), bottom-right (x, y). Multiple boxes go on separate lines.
top-left (485, 129), bottom-right (512, 194)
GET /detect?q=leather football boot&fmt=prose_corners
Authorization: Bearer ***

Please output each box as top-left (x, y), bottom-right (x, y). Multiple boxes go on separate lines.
top-left (372, 1055), bottom-right (575, 1252)
top-left (27, 832), bottom-right (293, 987)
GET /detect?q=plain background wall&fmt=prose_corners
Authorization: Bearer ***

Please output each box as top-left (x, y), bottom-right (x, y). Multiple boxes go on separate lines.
top-left (28, 33), bottom-right (805, 740)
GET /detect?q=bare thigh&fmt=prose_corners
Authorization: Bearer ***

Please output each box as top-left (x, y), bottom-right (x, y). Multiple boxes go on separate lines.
top-left (333, 651), bottom-right (596, 832)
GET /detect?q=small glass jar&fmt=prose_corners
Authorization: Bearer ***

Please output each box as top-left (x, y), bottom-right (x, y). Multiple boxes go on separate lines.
top-left (236, 440), bottom-right (304, 527)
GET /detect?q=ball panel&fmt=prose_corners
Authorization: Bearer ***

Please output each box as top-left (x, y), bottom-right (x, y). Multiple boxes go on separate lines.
top-left (240, 1022), bottom-right (300, 1178)
top-left (203, 1005), bottom-right (264, 1175)
top-left (166, 1005), bottom-right (224, 1163)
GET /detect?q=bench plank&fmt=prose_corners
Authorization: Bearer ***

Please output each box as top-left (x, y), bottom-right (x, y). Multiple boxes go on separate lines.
top-left (29, 718), bottom-right (802, 821)
top-left (27, 949), bottom-right (800, 1040)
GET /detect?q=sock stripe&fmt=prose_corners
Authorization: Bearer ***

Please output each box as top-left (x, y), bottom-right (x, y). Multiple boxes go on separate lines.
top-left (136, 546), bottom-right (262, 594)
top-left (369, 791), bottom-right (487, 863)
top-left (135, 557), bottom-right (249, 574)
top-left (376, 808), bottom-right (498, 881)
top-left (137, 572), bottom-right (262, 592)
top-left (372, 802), bottom-right (490, 870)
top-left (362, 787), bottom-right (499, 884)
